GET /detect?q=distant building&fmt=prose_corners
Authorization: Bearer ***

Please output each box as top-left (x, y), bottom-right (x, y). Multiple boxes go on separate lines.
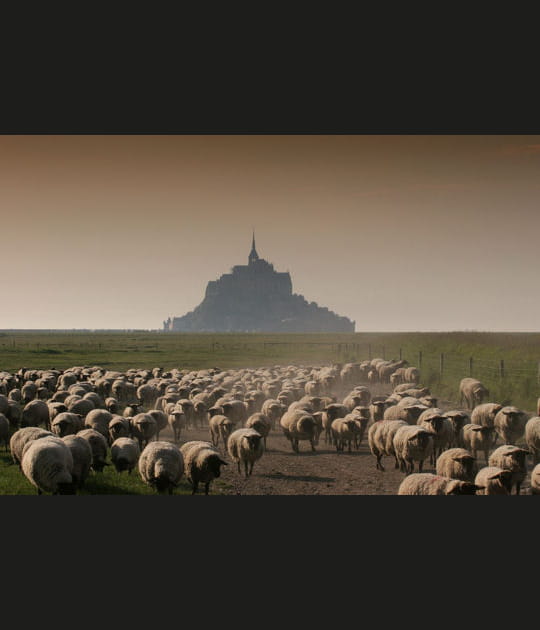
top-left (163, 234), bottom-right (355, 333)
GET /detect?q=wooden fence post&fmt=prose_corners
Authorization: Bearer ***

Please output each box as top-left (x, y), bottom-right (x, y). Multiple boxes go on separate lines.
top-left (399, 347), bottom-right (402, 360)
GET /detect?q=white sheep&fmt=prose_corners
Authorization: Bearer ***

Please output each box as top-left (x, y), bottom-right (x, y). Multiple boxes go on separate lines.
top-left (146, 409), bottom-right (168, 440)
top-left (77, 428), bottom-right (109, 472)
top-left (525, 416), bottom-right (540, 465)
top-left (531, 463), bottom-right (540, 495)
top-left (51, 412), bottom-right (85, 438)
top-left (138, 441), bottom-right (184, 494)
top-left (10, 426), bottom-right (54, 466)
top-left (227, 428), bottom-right (264, 476)
top-left (331, 416), bottom-right (358, 453)
top-left (0, 413), bottom-right (10, 451)
top-left (488, 445), bottom-right (529, 495)
top-left (435, 448), bottom-right (477, 482)
top-left (460, 423), bottom-right (496, 465)
top-left (180, 440), bottom-right (228, 495)
top-left (368, 419), bottom-right (408, 471)
top-left (209, 414), bottom-right (236, 450)
top-left (459, 378), bottom-right (489, 410)
top-left (392, 425), bottom-right (434, 474)
top-left (108, 416), bottom-right (132, 443)
top-left (130, 412), bottom-right (157, 450)
top-left (397, 473), bottom-right (478, 495)
top-left (280, 409), bottom-right (319, 453)
top-left (84, 408), bottom-right (113, 442)
top-left (443, 410), bottom-right (470, 447)
top-left (470, 403), bottom-right (502, 428)
top-left (21, 436), bottom-right (75, 495)
top-left (245, 412), bottom-right (272, 449)
top-left (474, 466), bottom-right (513, 495)
top-left (62, 434), bottom-right (93, 489)
top-left (417, 408), bottom-right (454, 465)
top-left (493, 406), bottom-right (528, 445)
top-left (110, 437), bottom-right (141, 474)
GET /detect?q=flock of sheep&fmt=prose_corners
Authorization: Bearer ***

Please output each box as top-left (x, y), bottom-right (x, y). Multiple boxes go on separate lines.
top-left (0, 358), bottom-right (539, 495)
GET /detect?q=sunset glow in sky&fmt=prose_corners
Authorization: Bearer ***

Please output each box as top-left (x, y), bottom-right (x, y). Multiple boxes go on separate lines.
top-left (1, 134), bottom-right (539, 331)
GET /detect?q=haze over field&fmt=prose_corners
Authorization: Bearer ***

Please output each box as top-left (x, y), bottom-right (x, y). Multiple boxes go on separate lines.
top-left (1, 134), bottom-right (539, 331)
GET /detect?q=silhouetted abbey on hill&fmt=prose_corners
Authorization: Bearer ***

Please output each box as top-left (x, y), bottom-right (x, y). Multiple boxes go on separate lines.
top-left (163, 235), bottom-right (355, 333)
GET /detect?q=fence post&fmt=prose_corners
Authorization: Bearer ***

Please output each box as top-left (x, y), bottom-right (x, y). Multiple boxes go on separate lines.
top-left (439, 353), bottom-right (444, 382)
top-left (469, 356), bottom-right (473, 377)
top-left (399, 347), bottom-right (402, 360)
top-left (500, 359), bottom-right (505, 378)
top-left (418, 350), bottom-right (422, 369)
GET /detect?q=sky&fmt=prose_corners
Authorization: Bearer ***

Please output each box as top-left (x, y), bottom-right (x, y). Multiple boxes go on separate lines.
top-left (1, 134), bottom-right (539, 332)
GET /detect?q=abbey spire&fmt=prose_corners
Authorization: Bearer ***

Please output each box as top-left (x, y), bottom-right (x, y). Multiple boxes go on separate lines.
top-left (248, 230), bottom-right (259, 264)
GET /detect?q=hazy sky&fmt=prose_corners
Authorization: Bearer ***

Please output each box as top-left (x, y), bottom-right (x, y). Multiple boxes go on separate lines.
top-left (1, 134), bottom-right (539, 331)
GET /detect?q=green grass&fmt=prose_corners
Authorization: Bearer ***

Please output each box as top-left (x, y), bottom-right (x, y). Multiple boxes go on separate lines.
top-left (0, 445), bottom-right (232, 496)
top-left (1, 330), bottom-right (540, 410)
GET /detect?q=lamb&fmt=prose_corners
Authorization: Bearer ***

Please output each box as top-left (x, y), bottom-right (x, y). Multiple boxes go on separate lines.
top-left (435, 448), bottom-right (477, 482)
top-left (227, 428), bottom-right (264, 476)
top-left (397, 473), bottom-right (478, 495)
top-left (474, 466), bottom-right (513, 495)
top-left (245, 413), bottom-right (272, 449)
top-left (531, 463), bottom-right (540, 495)
top-left (494, 406), bottom-right (528, 445)
top-left (10, 426), bottom-right (54, 466)
top-left (525, 416), bottom-right (540, 465)
top-left (180, 440), bottom-right (228, 495)
top-left (209, 414), bottom-right (236, 449)
top-left (138, 441), bottom-right (184, 494)
top-left (130, 412), bottom-right (157, 450)
top-left (21, 436), bottom-right (75, 495)
top-left (62, 434), bottom-right (93, 488)
top-left (77, 428), bottom-right (109, 472)
top-left (459, 378), bottom-right (489, 410)
top-left (488, 445), bottom-right (529, 494)
top-left (110, 437), bottom-right (141, 474)
top-left (460, 423), bottom-right (497, 465)
top-left (392, 425), bottom-right (434, 474)
top-left (331, 416), bottom-right (358, 453)
top-left (0, 413), bottom-right (10, 451)
top-left (51, 412), bottom-right (85, 437)
top-left (280, 409), bottom-right (319, 453)
top-left (168, 409), bottom-right (187, 443)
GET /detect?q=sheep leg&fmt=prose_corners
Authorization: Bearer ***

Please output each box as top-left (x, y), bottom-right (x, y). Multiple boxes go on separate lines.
top-left (515, 482), bottom-right (521, 495)
top-left (192, 481), bottom-right (198, 495)
top-left (244, 461), bottom-right (249, 478)
top-left (418, 459), bottom-right (423, 473)
top-left (204, 482), bottom-right (210, 495)
top-left (237, 461), bottom-right (241, 474)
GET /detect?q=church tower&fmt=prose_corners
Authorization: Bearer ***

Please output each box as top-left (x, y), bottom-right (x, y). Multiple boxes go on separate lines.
top-left (248, 231), bottom-right (259, 265)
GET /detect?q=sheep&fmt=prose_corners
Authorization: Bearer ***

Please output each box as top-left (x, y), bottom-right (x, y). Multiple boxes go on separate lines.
top-left (350, 407), bottom-right (371, 448)
top-left (280, 409), bottom-right (319, 453)
top-left (443, 410), bottom-right (470, 447)
top-left (435, 448), bottom-right (477, 482)
top-left (0, 413), bottom-right (10, 451)
top-left (525, 416), bottom-right (540, 465)
top-left (77, 428), bottom-right (109, 472)
top-left (392, 425), bottom-right (434, 474)
top-left (227, 428), bottom-right (264, 476)
top-left (108, 415), bottom-right (132, 443)
top-left (321, 403), bottom-right (348, 443)
top-left (105, 397), bottom-right (119, 414)
top-left (531, 464), bottom-right (540, 495)
top-left (488, 445), bottom-right (529, 495)
top-left (417, 408), bottom-right (454, 465)
top-left (6, 400), bottom-right (22, 429)
top-left (21, 436), bottom-right (75, 495)
top-left (180, 441), bottom-right (228, 495)
top-left (146, 409), bottom-right (168, 440)
top-left (470, 403), bottom-right (503, 446)
top-left (0, 394), bottom-right (9, 416)
top-left (460, 423), bottom-right (497, 466)
top-left (192, 400), bottom-right (209, 428)
top-left (47, 401), bottom-right (68, 422)
top-left (342, 392), bottom-right (370, 412)
top-left (384, 402), bottom-right (427, 425)
top-left (21, 399), bottom-right (50, 429)
top-left (474, 466), bottom-right (513, 495)
top-left (62, 435), bottom-right (93, 489)
top-left (260, 399), bottom-right (285, 429)
top-left (51, 412), bottom-right (85, 437)
top-left (459, 377), bottom-right (489, 410)
top-left (130, 413), bottom-right (157, 450)
top-left (494, 406), bottom-right (528, 446)
top-left (403, 367), bottom-right (420, 384)
top-left (397, 473), bottom-right (478, 495)
top-left (10, 426), bottom-right (54, 466)
top-left (123, 403), bottom-right (142, 418)
top-left (209, 414), bottom-right (236, 449)
top-left (369, 400), bottom-right (387, 422)
top-left (110, 437), bottom-right (141, 474)
top-left (168, 410), bottom-right (187, 443)
top-left (245, 412), bottom-right (272, 449)
top-left (83, 391), bottom-right (105, 410)
top-left (84, 408), bottom-right (113, 443)
top-left (138, 441), bottom-right (184, 494)
top-left (330, 416), bottom-right (357, 453)
top-left (368, 419), bottom-right (410, 471)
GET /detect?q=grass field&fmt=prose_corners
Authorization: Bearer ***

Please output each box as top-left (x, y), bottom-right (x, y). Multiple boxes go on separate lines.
top-left (1, 330), bottom-right (540, 411)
